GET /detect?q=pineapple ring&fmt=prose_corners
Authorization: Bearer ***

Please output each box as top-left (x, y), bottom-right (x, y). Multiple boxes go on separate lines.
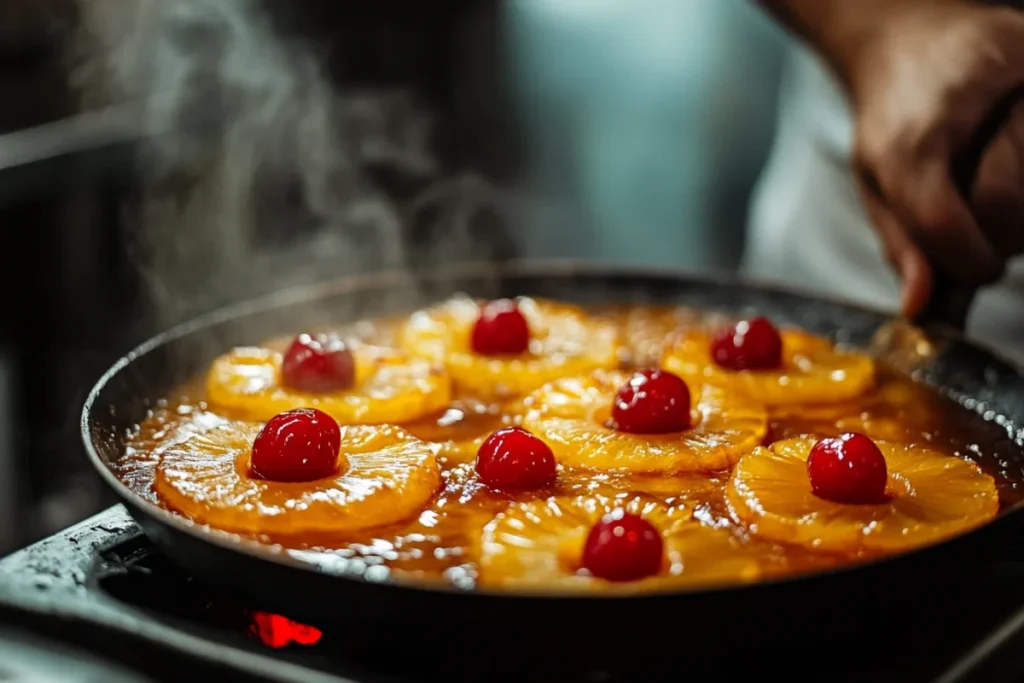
top-left (662, 328), bottom-right (875, 406)
top-left (770, 379), bottom-right (918, 422)
top-left (205, 341), bottom-right (451, 424)
top-left (727, 436), bottom-right (999, 553)
top-left (477, 494), bottom-right (760, 592)
top-left (521, 369), bottom-right (767, 473)
top-left (594, 305), bottom-right (704, 368)
top-left (155, 422), bottom-right (441, 537)
top-left (832, 415), bottom-right (926, 444)
top-left (771, 379), bottom-right (937, 444)
top-left (401, 398), bottom-right (527, 465)
top-left (396, 296), bottom-right (620, 399)
top-left (438, 460), bottom-right (725, 512)
top-left (579, 470), bottom-right (728, 504)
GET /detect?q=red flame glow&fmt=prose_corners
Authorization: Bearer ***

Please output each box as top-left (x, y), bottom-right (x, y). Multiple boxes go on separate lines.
top-left (249, 611), bottom-right (323, 649)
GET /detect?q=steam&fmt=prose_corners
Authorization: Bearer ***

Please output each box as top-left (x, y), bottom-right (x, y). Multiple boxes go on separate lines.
top-left (71, 0), bottom-right (518, 331)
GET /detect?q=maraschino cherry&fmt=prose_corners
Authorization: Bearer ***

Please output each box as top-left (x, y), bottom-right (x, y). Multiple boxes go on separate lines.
top-left (610, 369), bottom-right (691, 434)
top-left (807, 432), bottom-right (889, 504)
top-left (471, 299), bottom-right (531, 356)
top-left (582, 510), bottom-right (664, 582)
top-left (475, 426), bottom-right (556, 489)
top-left (711, 317), bottom-right (783, 371)
top-left (280, 333), bottom-right (356, 393)
top-left (250, 408), bottom-right (342, 482)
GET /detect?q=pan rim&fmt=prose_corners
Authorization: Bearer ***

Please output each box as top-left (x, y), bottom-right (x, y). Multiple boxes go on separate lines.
top-left (79, 258), bottom-right (1024, 602)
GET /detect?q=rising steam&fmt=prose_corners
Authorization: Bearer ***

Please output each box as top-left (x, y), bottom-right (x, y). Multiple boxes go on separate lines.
top-left (71, 0), bottom-right (518, 330)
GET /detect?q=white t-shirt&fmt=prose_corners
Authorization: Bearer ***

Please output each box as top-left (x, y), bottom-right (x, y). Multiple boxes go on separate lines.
top-left (744, 46), bottom-right (1024, 365)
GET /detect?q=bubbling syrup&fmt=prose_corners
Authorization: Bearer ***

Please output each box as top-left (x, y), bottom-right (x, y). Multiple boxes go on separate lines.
top-left (116, 305), bottom-right (1024, 590)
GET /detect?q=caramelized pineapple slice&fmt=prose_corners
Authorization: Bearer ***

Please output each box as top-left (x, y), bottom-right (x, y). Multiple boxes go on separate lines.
top-left (401, 397), bottom-right (526, 465)
top-left (477, 494), bottom-right (760, 592)
top-left (396, 296), bottom-right (619, 399)
top-left (206, 342), bottom-right (451, 424)
top-left (155, 422), bottom-right (441, 537)
top-left (577, 470), bottom-right (728, 504)
top-left (770, 379), bottom-right (919, 422)
top-left (592, 304), bottom-right (703, 368)
top-left (521, 370), bottom-right (767, 473)
top-left (727, 437), bottom-right (999, 553)
top-left (435, 459), bottom-right (725, 512)
top-left (771, 378), bottom-right (939, 444)
top-left (662, 329), bottom-right (874, 406)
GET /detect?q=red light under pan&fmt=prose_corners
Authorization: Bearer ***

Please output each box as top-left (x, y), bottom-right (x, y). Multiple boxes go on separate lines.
top-left (248, 611), bottom-right (323, 649)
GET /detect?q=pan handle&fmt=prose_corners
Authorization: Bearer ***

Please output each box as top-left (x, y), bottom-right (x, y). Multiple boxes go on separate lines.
top-left (912, 89), bottom-right (1024, 330)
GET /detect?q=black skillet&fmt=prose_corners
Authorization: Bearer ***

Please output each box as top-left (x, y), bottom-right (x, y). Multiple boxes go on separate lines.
top-left (81, 261), bottom-right (1024, 670)
top-left (80, 94), bottom-right (1024, 671)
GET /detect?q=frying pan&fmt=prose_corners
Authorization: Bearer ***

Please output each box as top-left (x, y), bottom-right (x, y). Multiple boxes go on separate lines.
top-left (82, 261), bottom-right (1024, 670)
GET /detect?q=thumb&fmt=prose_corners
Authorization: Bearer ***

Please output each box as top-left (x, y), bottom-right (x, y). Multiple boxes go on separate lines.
top-left (858, 182), bottom-right (934, 317)
top-left (896, 246), bottom-right (933, 318)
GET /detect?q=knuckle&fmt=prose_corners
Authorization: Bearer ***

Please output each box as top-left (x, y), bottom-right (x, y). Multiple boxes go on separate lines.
top-left (894, 175), bottom-right (962, 239)
top-left (912, 194), bottom-right (959, 237)
top-left (974, 174), bottom-right (1016, 213)
top-left (853, 130), bottom-right (888, 174)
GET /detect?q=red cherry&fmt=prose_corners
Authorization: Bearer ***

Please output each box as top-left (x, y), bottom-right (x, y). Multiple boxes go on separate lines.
top-left (610, 369), bottom-right (691, 434)
top-left (475, 426), bottom-right (556, 489)
top-left (582, 510), bottom-right (664, 582)
top-left (470, 300), bottom-right (531, 356)
top-left (807, 432), bottom-right (889, 504)
top-left (280, 334), bottom-right (356, 393)
top-left (250, 408), bottom-right (341, 482)
top-left (710, 317), bottom-right (783, 371)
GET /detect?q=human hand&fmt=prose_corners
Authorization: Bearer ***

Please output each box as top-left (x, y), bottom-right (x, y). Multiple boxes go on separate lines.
top-left (846, 1), bottom-right (1024, 317)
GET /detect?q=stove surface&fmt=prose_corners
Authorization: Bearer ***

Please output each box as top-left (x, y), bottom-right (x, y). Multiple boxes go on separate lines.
top-left (2, 506), bottom-right (1024, 683)
top-left (0, 626), bottom-right (156, 683)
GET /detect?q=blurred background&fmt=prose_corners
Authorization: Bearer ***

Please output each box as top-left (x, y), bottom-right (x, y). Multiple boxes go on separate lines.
top-left (0, 0), bottom-right (788, 553)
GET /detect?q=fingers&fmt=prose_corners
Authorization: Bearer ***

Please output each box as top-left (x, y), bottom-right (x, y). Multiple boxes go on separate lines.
top-left (844, 2), bottom-right (1024, 313)
top-left (869, 152), bottom-right (1004, 285)
top-left (970, 101), bottom-right (1024, 256)
top-left (854, 111), bottom-right (1006, 289)
top-left (907, 162), bottom-right (1004, 283)
top-left (857, 179), bottom-right (933, 317)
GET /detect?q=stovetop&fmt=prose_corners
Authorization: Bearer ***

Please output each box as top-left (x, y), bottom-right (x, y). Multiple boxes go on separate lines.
top-left (3, 506), bottom-right (1024, 683)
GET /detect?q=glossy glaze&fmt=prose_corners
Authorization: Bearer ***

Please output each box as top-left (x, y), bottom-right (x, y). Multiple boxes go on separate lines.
top-left (114, 305), bottom-right (1024, 591)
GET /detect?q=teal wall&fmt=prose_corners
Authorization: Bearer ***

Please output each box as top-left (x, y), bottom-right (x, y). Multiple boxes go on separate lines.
top-left (506, 0), bottom-right (788, 271)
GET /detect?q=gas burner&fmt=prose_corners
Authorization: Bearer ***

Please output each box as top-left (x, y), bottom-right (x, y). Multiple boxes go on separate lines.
top-left (3, 506), bottom-right (1024, 682)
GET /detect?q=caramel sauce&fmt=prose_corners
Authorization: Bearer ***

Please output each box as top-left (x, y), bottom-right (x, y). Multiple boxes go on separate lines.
top-left (116, 306), bottom-right (1024, 590)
